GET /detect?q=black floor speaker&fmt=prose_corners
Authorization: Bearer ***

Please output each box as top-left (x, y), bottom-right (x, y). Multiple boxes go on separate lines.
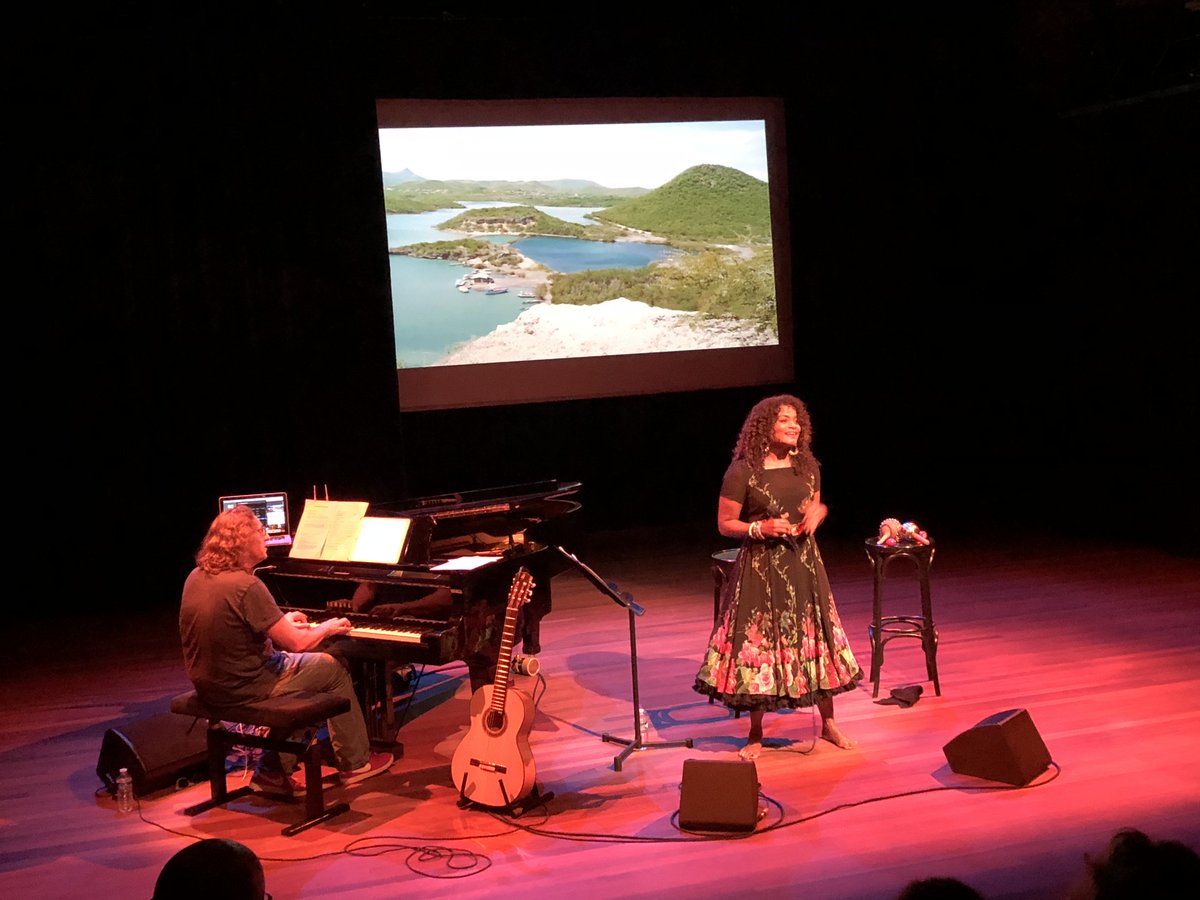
top-left (942, 708), bottom-right (1052, 786)
top-left (678, 758), bottom-right (760, 832)
top-left (96, 713), bottom-right (209, 796)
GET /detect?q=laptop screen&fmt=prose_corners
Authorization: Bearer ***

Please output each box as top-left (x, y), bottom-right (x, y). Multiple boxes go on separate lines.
top-left (218, 492), bottom-right (292, 545)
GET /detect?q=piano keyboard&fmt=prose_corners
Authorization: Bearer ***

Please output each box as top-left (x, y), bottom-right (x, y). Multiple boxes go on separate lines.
top-left (345, 623), bottom-right (423, 644)
top-left (290, 610), bottom-right (446, 646)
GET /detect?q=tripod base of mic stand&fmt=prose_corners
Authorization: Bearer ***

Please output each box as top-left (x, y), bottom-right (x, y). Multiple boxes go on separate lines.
top-left (602, 732), bottom-right (694, 772)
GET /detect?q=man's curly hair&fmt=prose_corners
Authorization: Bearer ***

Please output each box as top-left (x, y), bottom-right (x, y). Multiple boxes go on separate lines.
top-left (195, 505), bottom-right (263, 575)
top-left (731, 394), bottom-right (818, 476)
top-left (1085, 827), bottom-right (1200, 899)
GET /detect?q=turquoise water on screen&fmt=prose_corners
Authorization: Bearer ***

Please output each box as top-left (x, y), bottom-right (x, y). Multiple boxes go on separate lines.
top-left (388, 204), bottom-right (673, 367)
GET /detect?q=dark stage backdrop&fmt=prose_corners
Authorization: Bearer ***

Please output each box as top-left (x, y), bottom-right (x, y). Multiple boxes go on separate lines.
top-left (18, 6), bottom-right (1197, 618)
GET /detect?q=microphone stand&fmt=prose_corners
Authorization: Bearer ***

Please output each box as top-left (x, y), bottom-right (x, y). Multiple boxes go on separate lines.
top-left (554, 546), bottom-right (694, 771)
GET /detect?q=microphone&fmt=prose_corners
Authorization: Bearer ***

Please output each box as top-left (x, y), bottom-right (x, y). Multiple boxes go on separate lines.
top-left (512, 655), bottom-right (541, 677)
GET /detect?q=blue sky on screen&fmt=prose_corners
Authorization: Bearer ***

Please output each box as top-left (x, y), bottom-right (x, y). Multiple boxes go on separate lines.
top-left (377, 120), bottom-right (769, 190)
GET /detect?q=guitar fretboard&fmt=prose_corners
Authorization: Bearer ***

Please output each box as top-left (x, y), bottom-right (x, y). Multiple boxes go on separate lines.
top-left (490, 567), bottom-right (533, 715)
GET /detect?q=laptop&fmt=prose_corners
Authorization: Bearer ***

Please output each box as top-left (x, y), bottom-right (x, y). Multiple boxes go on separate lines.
top-left (218, 491), bottom-right (293, 546)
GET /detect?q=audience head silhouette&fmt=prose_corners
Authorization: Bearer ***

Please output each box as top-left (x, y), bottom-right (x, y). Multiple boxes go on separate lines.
top-left (152, 838), bottom-right (266, 900)
top-left (897, 876), bottom-right (984, 899)
top-left (1070, 827), bottom-right (1200, 899)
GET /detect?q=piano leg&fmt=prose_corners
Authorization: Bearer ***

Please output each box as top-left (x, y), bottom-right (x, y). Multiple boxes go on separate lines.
top-left (520, 612), bottom-right (541, 656)
top-left (360, 659), bottom-right (396, 747)
top-left (518, 581), bottom-right (552, 655)
top-left (336, 652), bottom-right (404, 753)
top-left (466, 656), bottom-right (496, 696)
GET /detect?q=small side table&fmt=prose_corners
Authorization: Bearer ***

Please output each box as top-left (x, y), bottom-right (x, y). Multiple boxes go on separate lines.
top-left (863, 538), bottom-right (941, 699)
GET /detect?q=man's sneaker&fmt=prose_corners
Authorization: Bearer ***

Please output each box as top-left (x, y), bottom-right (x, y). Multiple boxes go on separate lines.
top-left (340, 751), bottom-right (394, 787)
top-left (250, 768), bottom-right (305, 798)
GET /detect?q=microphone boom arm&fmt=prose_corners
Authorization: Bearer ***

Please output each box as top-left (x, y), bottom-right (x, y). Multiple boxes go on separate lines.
top-left (552, 546), bottom-right (645, 615)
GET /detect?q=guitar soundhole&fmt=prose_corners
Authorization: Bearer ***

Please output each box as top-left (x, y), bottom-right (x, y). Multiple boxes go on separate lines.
top-left (484, 710), bottom-right (506, 734)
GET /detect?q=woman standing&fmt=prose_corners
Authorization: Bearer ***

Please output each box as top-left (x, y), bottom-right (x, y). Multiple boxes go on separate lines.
top-left (694, 394), bottom-right (862, 759)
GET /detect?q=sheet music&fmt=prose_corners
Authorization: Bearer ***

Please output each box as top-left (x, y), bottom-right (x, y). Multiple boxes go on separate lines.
top-left (351, 516), bottom-right (412, 565)
top-left (431, 556), bottom-right (498, 571)
top-left (290, 499), bottom-right (371, 560)
top-left (323, 501), bottom-right (372, 560)
top-left (291, 499), bottom-right (333, 559)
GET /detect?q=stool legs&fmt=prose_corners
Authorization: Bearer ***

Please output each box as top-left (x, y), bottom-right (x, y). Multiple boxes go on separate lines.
top-left (918, 567), bottom-right (941, 696)
top-left (711, 560), bottom-right (725, 626)
top-left (708, 553), bottom-right (741, 719)
top-left (290, 737), bottom-right (350, 837)
top-left (866, 545), bottom-right (940, 698)
top-left (181, 719), bottom-right (351, 837)
top-left (182, 721), bottom-right (257, 816)
top-left (869, 570), bottom-right (885, 697)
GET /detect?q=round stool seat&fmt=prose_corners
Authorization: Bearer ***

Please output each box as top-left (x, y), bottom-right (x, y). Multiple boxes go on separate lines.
top-left (863, 538), bottom-right (941, 699)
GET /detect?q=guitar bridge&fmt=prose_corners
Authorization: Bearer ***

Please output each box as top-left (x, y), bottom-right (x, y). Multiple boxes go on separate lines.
top-left (468, 757), bottom-right (509, 774)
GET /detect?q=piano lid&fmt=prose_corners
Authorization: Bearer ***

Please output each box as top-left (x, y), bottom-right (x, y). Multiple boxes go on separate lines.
top-left (375, 479), bottom-right (581, 521)
top-left (373, 479), bottom-right (582, 564)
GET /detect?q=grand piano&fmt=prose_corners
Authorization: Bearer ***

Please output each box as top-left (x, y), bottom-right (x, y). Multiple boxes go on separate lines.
top-left (258, 479), bottom-right (581, 747)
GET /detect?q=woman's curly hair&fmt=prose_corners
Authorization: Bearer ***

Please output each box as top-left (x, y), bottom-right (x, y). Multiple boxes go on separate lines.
top-left (195, 505), bottom-right (263, 575)
top-left (732, 394), bottom-right (818, 476)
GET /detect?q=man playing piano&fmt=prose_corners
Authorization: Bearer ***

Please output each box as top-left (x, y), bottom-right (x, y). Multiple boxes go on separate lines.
top-left (179, 505), bottom-right (393, 795)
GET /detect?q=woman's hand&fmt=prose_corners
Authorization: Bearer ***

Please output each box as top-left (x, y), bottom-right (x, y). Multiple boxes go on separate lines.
top-left (799, 499), bottom-right (828, 535)
top-left (765, 513), bottom-right (797, 538)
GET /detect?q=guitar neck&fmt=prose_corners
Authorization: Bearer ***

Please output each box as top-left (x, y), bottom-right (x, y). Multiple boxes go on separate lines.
top-left (489, 566), bottom-right (533, 714)
top-left (490, 615), bottom-right (519, 712)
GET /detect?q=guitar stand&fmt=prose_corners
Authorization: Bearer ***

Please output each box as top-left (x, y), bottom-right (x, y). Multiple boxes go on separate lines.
top-left (455, 771), bottom-right (554, 819)
top-left (555, 546), bottom-right (695, 771)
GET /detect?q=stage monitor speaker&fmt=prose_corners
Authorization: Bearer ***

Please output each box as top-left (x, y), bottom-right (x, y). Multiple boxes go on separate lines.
top-left (942, 708), bottom-right (1052, 786)
top-left (678, 758), bottom-right (760, 832)
top-left (96, 712), bottom-right (209, 797)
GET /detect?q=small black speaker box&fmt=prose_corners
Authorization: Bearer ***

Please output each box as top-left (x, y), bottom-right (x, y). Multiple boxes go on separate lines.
top-left (943, 708), bottom-right (1052, 786)
top-left (96, 713), bottom-right (209, 796)
top-left (678, 758), bottom-right (760, 831)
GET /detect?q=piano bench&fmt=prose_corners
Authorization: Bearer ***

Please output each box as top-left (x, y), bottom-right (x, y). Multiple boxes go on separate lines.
top-left (169, 689), bottom-right (352, 837)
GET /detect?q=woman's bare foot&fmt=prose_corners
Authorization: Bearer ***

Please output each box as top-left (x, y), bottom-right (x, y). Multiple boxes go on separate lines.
top-left (820, 719), bottom-right (857, 749)
top-left (740, 722), bottom-right (765, 759)
top-left (739, 740), bottom-right (763, 760)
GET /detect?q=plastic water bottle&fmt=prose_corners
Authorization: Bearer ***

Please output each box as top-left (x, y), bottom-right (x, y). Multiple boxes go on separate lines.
top-left (116, 767), bottom-right (135, 813)
top-left (638, 708), bottom-right (651, 738)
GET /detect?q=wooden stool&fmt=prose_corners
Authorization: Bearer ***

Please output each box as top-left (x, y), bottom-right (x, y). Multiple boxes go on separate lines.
top-left (710, 548), bottom-right (739, 624)
top-left (709, 548), bottom-right (742, 718)
top-left (863, 538), bottom-right (941, 699)
top-left (170, 689), bottom-right (353, 837)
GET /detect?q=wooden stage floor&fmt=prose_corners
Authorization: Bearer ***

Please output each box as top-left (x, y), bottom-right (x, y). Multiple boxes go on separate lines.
top-left (3, 526), bottom-right (1198, 898)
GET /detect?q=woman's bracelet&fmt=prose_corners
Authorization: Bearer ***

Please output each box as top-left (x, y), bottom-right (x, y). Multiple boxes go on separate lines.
top-left (748, 520), bottom-right (762, 540)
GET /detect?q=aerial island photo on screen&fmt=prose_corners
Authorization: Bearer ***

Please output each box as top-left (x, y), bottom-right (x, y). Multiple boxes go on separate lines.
top-left (378, 119), bottom-right (781, 369)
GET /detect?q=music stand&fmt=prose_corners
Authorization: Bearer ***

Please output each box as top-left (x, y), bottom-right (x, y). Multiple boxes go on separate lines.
top-left (554, 546), bottom-right (694, 770)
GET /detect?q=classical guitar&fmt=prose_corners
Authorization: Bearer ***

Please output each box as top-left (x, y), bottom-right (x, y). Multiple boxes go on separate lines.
top-left (450, 566), bottom-right (538, 808)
